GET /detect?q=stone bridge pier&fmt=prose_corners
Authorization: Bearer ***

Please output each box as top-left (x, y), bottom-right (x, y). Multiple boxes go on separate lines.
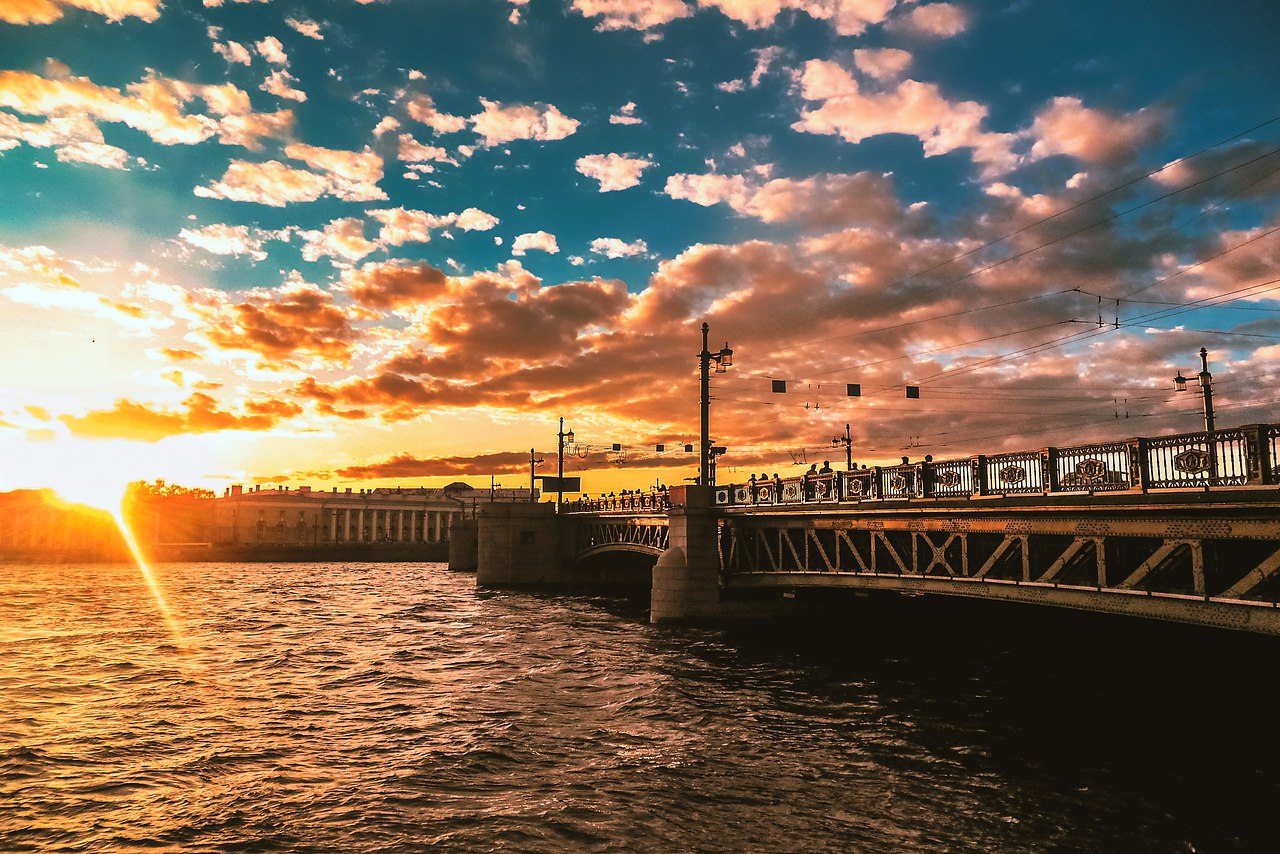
top-left (462, 486), bottom-right (737, 621)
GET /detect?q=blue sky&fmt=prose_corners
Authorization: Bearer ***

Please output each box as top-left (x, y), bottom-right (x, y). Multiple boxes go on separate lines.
top-left (2, 0), bottom-right (1279, 497)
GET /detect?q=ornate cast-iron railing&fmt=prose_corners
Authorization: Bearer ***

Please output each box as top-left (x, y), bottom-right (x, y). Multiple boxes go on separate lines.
top-left (714, 424), bottom-right (1277, 508)
top-left (565, 490), bottom-right (671, 514)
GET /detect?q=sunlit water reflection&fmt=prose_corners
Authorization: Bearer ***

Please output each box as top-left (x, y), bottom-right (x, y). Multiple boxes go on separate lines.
top-left (2, 561), bottom-right (1278, 852)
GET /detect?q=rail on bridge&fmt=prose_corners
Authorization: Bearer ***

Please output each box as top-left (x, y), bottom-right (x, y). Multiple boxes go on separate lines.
top-left (711, 424), bottom-right (1280, 634)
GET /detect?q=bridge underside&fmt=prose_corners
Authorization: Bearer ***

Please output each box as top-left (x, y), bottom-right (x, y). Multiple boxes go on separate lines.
top-left (723, 511), bottom-right (1280, 635)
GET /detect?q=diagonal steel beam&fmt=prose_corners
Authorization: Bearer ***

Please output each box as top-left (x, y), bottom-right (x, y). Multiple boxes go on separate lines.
top-left (1118, 540), bottom-right (1185, 590)
top-left (1219, 544), bottom-right (1280, 600)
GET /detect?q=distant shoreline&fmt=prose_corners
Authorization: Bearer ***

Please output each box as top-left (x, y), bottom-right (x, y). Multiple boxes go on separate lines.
top-left (0, 541), bottom-right (451, 565)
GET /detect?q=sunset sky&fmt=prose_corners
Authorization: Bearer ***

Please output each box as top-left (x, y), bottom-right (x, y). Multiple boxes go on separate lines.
top-left (2, 0), bottom-right (1279, 502)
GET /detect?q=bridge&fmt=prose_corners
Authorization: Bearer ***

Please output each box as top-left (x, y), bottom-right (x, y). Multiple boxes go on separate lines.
top-left (459, 423), bottom-right (1280, 636)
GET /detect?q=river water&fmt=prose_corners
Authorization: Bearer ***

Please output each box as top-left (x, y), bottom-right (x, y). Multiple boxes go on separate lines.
top-left (2, 561), bottom-right (1278, 852)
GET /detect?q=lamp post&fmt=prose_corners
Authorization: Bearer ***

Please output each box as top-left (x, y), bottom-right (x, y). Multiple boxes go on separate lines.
top-left (529, 448), bottom-right (543, 503)
top-left (1174, 347), bottom-right (1216, 433)
top-left (556, 417), bottom-right (574, 513)
top-left (832, 422), bottom-right (853, 470)
top-left (698, 322), bottom-right (733, 487)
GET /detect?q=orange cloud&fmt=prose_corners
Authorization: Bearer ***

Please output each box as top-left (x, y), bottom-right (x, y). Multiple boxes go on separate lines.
top-left (0, 0), bottom-right (160, 25)
top-left (59, 393), bottom-right (303, 442)
top-left (188, 282), bottom-right (364, 363)
top-left (1030, 97), bottom-right (1168, 164)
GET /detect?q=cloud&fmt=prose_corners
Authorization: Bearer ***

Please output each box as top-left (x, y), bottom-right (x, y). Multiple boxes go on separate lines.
top-left (297, 218), bottom-right (379, 265)
top-left (210, 33), bottom-right (253, 66)
top-left (609, 102), bottom-right (644, 125)
top-left (791, 59), bottom-right (1017, 172)
top-left (396, 133), bottom-right (455, 165)
top-left (341, 261), bottom-right (451, 311)
top-left (186, 281), bottom-right (364, 364)
top-left (285, 16), bottom-right (324, 39)
top-left (571, 0), bottom-right (691, 31)
top-left (195, 145), bottom-right (386, 205)
top-left (255, 36), bottom-right (289, 66)
top-left (405, 94), bottom-right (467, 134)
top-left (468, 99), bottom-right (579, 147)
top-left (664, 170), bottom-right (903, 229)
top-left (367, 207), bottom-right (499, 245)
top-left (1029, 96), bottom-right (1167, 164)
top-left (261, 69), bottom-right (307, 102)
top-left (590, 237), bottom-right (649, 258)
top-left (570, 0), bottom-right (900, 35)
top-left (575, 153), bottom-right (653, 192)
top-left (59, 393), bottom-right (302, 442)
top-left (511, 231), bottom-right (560, 255)
top-left (853, 47), bottom-right (912, 81)
top-left (178, 223), bottom-right (273, 260)
top-left (890, 2), bottom-right (968, 37)
top-left (0, 67), bottom-right (292, 153)
top-left (0, 0), bottom-right (161, 25)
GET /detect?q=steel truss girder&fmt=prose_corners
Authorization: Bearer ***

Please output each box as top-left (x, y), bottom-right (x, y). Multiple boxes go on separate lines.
top-left (722, 521), bottom-right (1280, 605)
top-left (575, 516), bottom-right (669, 556)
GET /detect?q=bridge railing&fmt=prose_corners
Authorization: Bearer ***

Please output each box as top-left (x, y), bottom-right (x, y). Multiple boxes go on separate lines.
top-left (564, 490), bottom-right (671, 514)
top-left (714, 424), bottom-right (1277, 507)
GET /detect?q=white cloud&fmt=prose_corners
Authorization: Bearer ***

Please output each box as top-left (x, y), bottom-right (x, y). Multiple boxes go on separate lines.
top-left (285, 16), bottom-right (324, 40)
top-left (853, 47), bottom-right (912, 81)
top-left (367, 207), bottom-right (499, 245)
top-left (571, 0), bottom-right (691, 31)
top-left (469, 99), bottom-right (579, 147)
top-left (792, 59), bottom-right (1016, 172)
top-left (178, 223), bottom-right (272, 261)
top-left (575, 153), bottom-right (653, 192)
top-left (297, 218), bottom-right (378, 264)
top-left (255, 36), bottom-right (289, 66)
top-left (891, 2), bottom-right (968, 37)
top-left (610, 102), bottom-right (644, 125)
top-left (196, 145), bottom-right (386, 206)
top-left (590, 237), bottom-right (649, 259)
top-left (511, 231), bottom-right (559, 255)
top-left (262, 70), bottom-right (307, 102)
top-left (396, 134), bottom-right (456, 165)
top-left (406, 94), bottom-right (468, 134)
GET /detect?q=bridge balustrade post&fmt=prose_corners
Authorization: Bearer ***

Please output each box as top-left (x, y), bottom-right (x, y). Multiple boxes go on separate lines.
top-left (1127, 438), bottom-right (1151, 492)
top-left (970, 455), bottom-right (988, 496)
top-left (651, 485), bottom-right (722, 622)
top-left (871, 466), bottom-right (884, 500)
top-left (1242, 424), bottom-right (1274, 485)
top-left (1041, 447), bottom-right (1060, 494)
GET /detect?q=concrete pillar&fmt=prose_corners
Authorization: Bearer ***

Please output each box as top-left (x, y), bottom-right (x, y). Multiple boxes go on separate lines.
top-left (432, 511), bottom-right (441, 543)
top-left (475, 502), bottom-right (562, 586)
top-left (449, 517), bottom-right (478, 571)
top-left (329, 509), bottom-right (337, 542)
top-left (651, 485), bottom-right (723, 622)
top-left (358, 509), bottom-right (366, 542)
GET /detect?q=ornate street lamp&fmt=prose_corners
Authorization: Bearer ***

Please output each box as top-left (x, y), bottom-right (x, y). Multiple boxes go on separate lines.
top-left (1174, 347), bottom-right (1215, 432)
top-left (832, 422), bottom-right (853, 470)
top-left (699, 322), bottom-right (734, 487)
top-left (556, 418), bottom-right (574, 512)
top-left (529, 448), bottom-right (544, 503)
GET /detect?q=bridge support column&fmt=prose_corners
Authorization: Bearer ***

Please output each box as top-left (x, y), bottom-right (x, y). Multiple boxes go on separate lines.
top-left (651, 486), bottom-right (722, 622)
top-left (475, 502), bottom-right (565, 586)
top-left (448, 516), bottom-right (478, 571)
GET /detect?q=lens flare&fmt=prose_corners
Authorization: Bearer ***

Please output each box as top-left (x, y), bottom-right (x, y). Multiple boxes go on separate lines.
top-left (109, 503), bottom-right (193, 654)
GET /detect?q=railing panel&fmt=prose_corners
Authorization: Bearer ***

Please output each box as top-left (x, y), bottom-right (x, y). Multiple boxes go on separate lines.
top-left (1270, 426), bottom-right (1280, 481)
top-left (925, 459), bottom-right (971, 498)
top-left (1055, 442), bottom-right (1132, 492)
top-left (777, 477), bottom-right (805, 504)
top-left (1143, 431), bottom-right (1252, 488)
top-left (879, 465), bottom-right (921, 500)
top-left (985, 451), bottom-right (1044, 494)
top-left (840, 470), bottom-right (876, 501)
